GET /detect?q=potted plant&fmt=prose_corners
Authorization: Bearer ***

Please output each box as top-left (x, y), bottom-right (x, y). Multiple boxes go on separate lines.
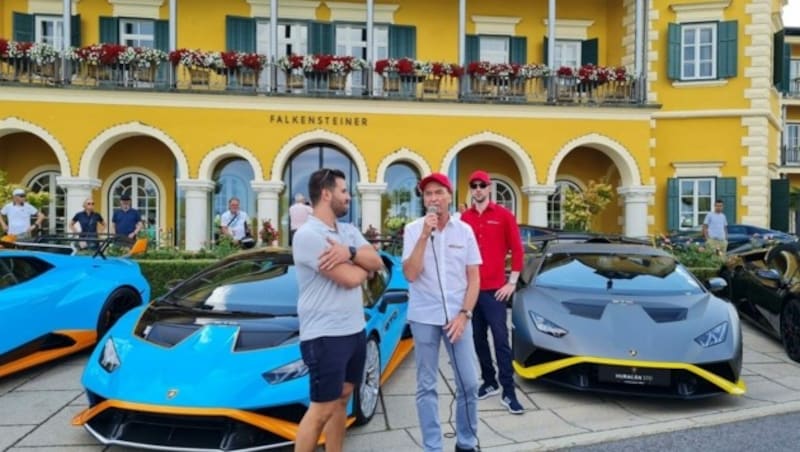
top-left (260, 219), bottom-right (280, 246)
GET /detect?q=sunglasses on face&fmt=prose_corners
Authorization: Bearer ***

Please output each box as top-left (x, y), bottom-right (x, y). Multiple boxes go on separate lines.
top-left (470, 182), bottom-right (488, 189)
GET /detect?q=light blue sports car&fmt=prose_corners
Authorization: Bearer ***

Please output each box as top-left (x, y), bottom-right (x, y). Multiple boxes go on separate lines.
top-left (73, 248), bottom-right (412, 451)
top-left (0, 244), bottom-right (150, 378)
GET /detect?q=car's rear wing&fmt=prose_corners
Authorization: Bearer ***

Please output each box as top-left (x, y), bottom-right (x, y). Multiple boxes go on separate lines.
top-left (0, 233), bottom-right (147, 259)
top-left (520, 227), bottom-right (651, 256)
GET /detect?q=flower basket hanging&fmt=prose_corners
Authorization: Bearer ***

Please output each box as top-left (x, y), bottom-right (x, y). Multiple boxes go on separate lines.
top-left (35, 62), bottom-right (57, 78)
top-left (135, 65), bottom-right (157, 82)
top-left (288, 73), bottom-right (305, 89)
top-left (328, 73), bottom-right (347, 90)
top-left (422, 77), bottom-right (441, 94)
top-left (239, 69), bottom-right (260, 87)
top-left (383, 75), bottom-right (400, 92)
top-left (188, 67), bottom-right (210, 86)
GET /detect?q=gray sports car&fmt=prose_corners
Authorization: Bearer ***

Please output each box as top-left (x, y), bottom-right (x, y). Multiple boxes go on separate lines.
top-left (511, 241), bottom-right (745, 398)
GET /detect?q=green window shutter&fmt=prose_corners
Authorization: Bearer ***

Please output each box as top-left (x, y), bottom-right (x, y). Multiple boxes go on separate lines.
top-left (771, 179), bottom-right (790, 232)
top-left (543, 36), bottom-right (548, 64)
top-left (717, 20), bottom-right (737, 78)
top-left (154, 19), bottom-right (169, 51)
top-left (308, 22), bottom-right (334, 55)
top-left (12, 12), bottom-right (34, 42)
top-left (99, 16), bottom-right (119, 44)
top-left (666, 178), bottom-right (679, 232)
top-left (388, 25), bottom-right (416, 59)
top-left (225, 16), bottom-right (255, 52)
top-left (71, 15), bottom-right (81, 47)
top-left (667, 22), bottom-right (681, 80)
top-left (774, 31), bottom-right (785, 88)
top-left (510, 36), bottom-right (527, 64)
top-left (716, 177), bottom-right (737, 224)
top-left (581, 38), bottom-right (598, 65)
top-left (465, 34), bottom-right (479, 62)
top-left (783, 42), bottom-right (791, 94)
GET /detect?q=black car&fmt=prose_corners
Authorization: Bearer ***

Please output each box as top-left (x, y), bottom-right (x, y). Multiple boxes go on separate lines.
top-left (720, 242), bottom-right (800, 362)
top-left (667, 224), bottom-right (797, 252)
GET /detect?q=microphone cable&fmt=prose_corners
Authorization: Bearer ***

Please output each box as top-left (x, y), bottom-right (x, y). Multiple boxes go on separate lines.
top-left (430, 231), bottom-right (481, 451)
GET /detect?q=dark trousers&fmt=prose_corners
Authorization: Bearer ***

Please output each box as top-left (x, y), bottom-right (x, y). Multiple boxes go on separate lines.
top-left (472, 289), bottom-right (514, 395)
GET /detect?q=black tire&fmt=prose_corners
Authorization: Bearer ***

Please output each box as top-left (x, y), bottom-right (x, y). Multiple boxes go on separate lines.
top-left (780, 298), bottom-right (800, 363)
top-left (96, 287), bottom-right (142, 338)
top-left (353, 336), bottom-right (381, 426)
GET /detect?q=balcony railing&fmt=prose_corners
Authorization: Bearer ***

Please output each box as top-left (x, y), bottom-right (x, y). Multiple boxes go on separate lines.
top-left (0, 57), bottom-right (647, 106)
top-left (782, 145), bottom-right (800, 166)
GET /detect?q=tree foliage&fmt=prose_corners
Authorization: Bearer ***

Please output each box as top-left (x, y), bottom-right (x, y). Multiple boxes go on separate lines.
top-left (562, 180), bottom-right (614, 231)
top-left (0, 170), bottom-right (50, 209)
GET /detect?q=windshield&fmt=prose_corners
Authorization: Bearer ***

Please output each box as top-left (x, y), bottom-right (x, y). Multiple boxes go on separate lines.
top-left (159, 253), bottom-right (298, 315)
top-left (535, 252), bottom-right (704, 295)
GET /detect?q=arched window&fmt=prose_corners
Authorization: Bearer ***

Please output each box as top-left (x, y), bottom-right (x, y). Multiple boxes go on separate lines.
top-left (548, 180), bottom-right (581, 229)
top-left (492, 179), bottom-right (516, 214)
top-left (383, 162), bottom-right (421, 233)
top-left (212, 159), bottom-right (256, 235)
top-left (109, 174), bottom-right (159, 240)
top-left (28, 171), bottom-right (66, 234)
top-left (282, 145), bottom-right (361, 242)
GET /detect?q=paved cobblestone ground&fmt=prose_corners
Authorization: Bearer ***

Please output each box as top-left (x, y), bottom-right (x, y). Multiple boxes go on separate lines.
top-left (3, 321), bottom-right (800, 452)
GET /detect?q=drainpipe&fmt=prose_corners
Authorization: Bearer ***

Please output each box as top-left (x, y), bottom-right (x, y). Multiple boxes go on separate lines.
top-left (459, 0), bottom-right (466, 96)
top-left (547, 0), bottom-right (556, 102)
top-left (271, 0), bottom-right (278, 92)
top-left (635, 0), bottom-right (646, 103)
top-left (62, 0), bottom-right (71, 84)
top-left (169, 0), bottom-right (177, 87)
top-left (367, 0), bottom-right (375, 95)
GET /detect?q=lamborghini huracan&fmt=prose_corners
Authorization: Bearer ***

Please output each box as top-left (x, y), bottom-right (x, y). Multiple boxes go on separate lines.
top-left (512, 240), bottom-right (745, 398)
top-left (73, 248), bottom-right (412, 451)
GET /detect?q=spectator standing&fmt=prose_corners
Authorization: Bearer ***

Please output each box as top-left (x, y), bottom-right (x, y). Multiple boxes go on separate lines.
top-left (289, 193), bottom-right (313, 245)
top-left (70, 198), bottom-right (105, 246)
top-left (460, 170), bottom-right (526, 415)
top-left (220, 197), bottom-right (250, 245)
top-left (0, 188), bottom-right (45, 238)
top-left (111, 194), bottom-right (142, 241)
top-left (293, 168), bottom-right (384, 452)
top-left (703, 199), bottom-right (728, 255)
top-left (402, 172), bottom-right (482, 452)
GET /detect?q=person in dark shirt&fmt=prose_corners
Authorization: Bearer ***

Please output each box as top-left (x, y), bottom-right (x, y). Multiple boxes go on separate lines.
top-left (70, 198), bottom-right (105, 246)
top-left (112, 193), bottom-right (142, 240)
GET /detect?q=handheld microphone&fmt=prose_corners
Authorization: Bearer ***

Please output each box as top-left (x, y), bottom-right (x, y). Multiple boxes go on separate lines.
top-left (426, 206), bottom-right (438, 241)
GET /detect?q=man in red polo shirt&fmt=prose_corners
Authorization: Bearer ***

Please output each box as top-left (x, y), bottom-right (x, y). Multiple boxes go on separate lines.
top-left (460, 170), bottom-right (525, 414)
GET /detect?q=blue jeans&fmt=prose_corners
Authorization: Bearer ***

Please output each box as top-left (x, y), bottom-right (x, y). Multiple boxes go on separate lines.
top-left (472, 290), bottom-right (515, 395)
top-left (410, 321), bottom-right (479, 452)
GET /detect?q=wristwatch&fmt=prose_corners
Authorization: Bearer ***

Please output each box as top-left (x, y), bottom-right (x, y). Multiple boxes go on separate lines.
top-left (349, 246), bottom-right (357, 261)
top-left (460, 309), bottom-right (473, 320)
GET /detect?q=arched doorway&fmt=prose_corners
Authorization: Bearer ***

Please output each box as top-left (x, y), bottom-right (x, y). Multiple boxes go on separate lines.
top-left (383, 162), bottom-right (421, 233)
top-left (212, 159), bottom-right (256, 235)
top-left (281, 144), bottom-right (361, 240)
top-left (548, 180), bottom-right (582, 229)
top-left (108, 173), bottom-right (160, 241)
top-left (28, 170), bottom-right (67, 234)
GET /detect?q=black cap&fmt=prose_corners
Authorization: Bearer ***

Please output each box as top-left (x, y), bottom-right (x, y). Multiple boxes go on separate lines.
top-left (120, 194), bottom-right (131, 201)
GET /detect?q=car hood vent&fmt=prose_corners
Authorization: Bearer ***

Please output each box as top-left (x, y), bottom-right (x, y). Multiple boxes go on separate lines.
top-left (235, 329), bottom-right (298, 351)
top-left (562, 301), bottom-right (606, 320)
top-left (143, 322), bottom-right (201, 347)
top-left (642, 306), bottom-right (688, 323)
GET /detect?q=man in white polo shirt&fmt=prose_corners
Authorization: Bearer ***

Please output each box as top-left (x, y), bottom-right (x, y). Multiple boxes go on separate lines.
top-left (703, 199), bottom-right (728, 255)
top-left (1, 188), bottom-right (45, 238)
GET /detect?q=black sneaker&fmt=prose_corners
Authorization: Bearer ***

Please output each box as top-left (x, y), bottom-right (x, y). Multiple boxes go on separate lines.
top-left (501, 394), bottom-right (524, 415)
top-left (455, 445), bottom-right (480, 452)
top-left (477, 382), bottom-right (500, 400)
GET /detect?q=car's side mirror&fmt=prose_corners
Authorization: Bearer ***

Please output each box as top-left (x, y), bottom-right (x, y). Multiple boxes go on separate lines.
top-left (378, 291), bottom-right (408, 313)
top-left (706, 277), bottom-right (728, 293)
top-left (755, 269), bottom-right (782, 282)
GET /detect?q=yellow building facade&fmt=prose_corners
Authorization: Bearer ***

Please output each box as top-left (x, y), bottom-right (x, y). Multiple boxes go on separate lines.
top-left (0, 0), bottom-right (788, 249)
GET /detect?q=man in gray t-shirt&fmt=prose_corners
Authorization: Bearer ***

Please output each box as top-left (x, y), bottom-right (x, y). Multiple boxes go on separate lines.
top-left (292, 168), bottom-right (384, 452)
top-left (703, 199), bottom-right (728, 255)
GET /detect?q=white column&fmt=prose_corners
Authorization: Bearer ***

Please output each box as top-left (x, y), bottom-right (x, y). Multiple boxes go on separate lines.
top-left (252, 181), bottom-right (285, 243)
top-left (617, 185), bottom-right (655, 238)
top-left (367, 0), bottom-right (375, 94)
top-left (55, 177), bottom-right (101, 226)
top-left (358, 182), bottom-right (387, 234)
top-left (270, 0), bottom-right (278, 92)
top-left (458, 0), bottom-right (466, 95)
top-left (169, 0), bottom-right (177, 50)
top-left (522, 185), bottom-right (556, 227)
top-left (634, 0), bottom-right (646, 103)
top-left (177, 179), bottom-right (215, 251)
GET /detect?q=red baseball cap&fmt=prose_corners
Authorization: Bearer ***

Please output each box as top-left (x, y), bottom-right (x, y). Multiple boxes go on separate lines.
top-left (418, 172), bottom-right (453, 194)
top-left (469, 170), bottom-right (491, 185)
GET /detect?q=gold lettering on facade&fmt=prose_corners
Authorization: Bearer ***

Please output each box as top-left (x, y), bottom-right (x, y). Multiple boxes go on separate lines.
top-left (268, 114), bottom-right (369, 127)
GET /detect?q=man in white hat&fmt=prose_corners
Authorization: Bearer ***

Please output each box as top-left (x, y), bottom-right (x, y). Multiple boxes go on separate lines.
top-left (1, 188), bottom-right (46, 238)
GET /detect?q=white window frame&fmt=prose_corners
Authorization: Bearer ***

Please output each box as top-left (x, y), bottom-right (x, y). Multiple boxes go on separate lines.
top-left (120, 19), bottom-right (155, 47)
top-left (786, 123), bottom-right (800, 165)
top-left (491, 179), bottom-right (516, 214)
top-left (335, 24), bottom-right (388, 94)
top-left (553, 39), bottom-right (581, 68)
top-left (109, 173), bottom-right (160, 239)
top-left (28, 170), bottom-right (66, 235)
top-left (479, 36), bottom-right (509, 64)
top-left (257, 21), bottom-right (309, 89)
top-left (680, 23), bottom-right (716, 80)
top-left (548, 180), bottom-right (581, 229)
top-left (678, 178), bottom-right (715, 230)
top-left (35, 15), bottom-right (64, 48)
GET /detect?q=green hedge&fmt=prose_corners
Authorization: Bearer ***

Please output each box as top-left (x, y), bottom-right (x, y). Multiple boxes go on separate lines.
top-left (137, 259), bottom-right (217, 299)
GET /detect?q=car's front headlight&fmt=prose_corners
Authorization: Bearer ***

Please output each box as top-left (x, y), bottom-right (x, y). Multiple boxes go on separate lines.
top-left (694, 321), bottom-right (728, 348)
top-left (529, 311), bottom-right (568, 338)
top-left (263, 359), bottom-right (309, 385)
top-left (99, 337), bottom-right (121, 373)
